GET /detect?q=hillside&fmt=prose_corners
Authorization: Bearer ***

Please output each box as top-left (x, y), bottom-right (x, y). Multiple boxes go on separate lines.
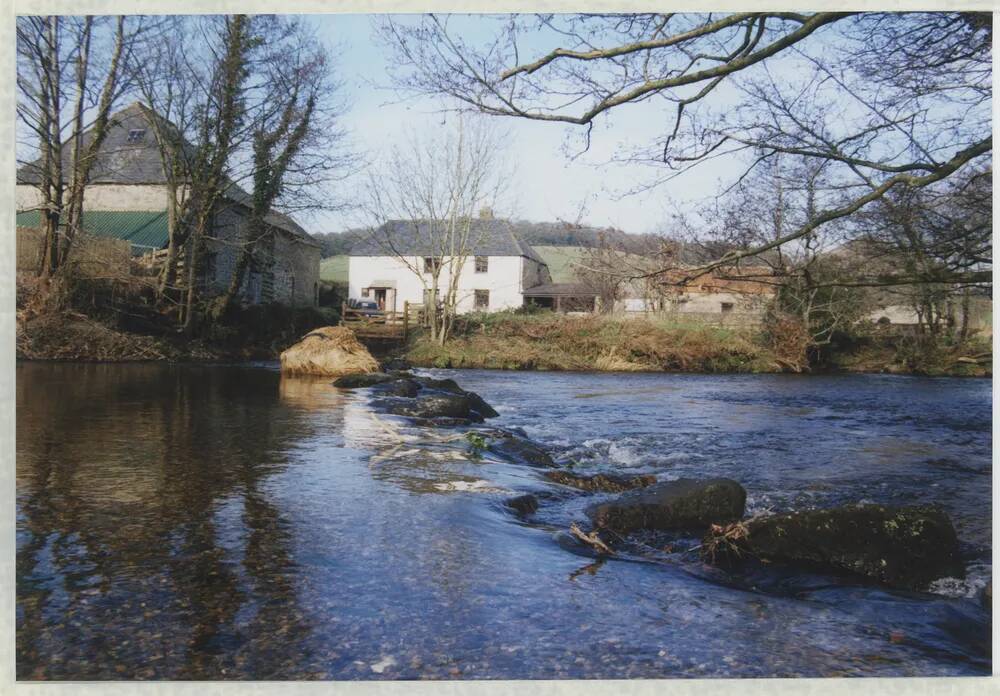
top-left (534, 246), bottom-right (656, 283)
top-left (311, 220), bottom-right (668, 260)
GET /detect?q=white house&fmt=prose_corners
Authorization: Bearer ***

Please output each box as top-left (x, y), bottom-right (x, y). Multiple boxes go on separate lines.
top-left (348, 217), bottom-right (551, 314)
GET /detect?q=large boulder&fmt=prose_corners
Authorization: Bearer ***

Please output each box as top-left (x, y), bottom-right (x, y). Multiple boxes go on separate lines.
top-left (546, 471), bottom-right (657, 493)
top-left (484, 431), bottom-right (557, 468)
top-left (333, 372), bottom-right (397, 388)
top-left (379, 393), bottom-right (486, 422)
top-left (702, 504), bottom-right (965, 591)
top-left (280, 327), bottom-right (379, 377)
top-left (371, 378), bottom-right (421, 398)
top-left (414, 377), bottom-right (499, 418)
top-left (587, 478), bottom-right (746, 534)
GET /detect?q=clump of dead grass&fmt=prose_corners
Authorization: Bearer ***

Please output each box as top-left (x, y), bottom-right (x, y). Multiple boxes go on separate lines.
top-left (280, 326), bottom-right (380, 376)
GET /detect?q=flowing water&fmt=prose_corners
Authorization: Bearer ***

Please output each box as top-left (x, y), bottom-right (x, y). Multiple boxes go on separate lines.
top-left (15, 362), bottom-right (992, 679)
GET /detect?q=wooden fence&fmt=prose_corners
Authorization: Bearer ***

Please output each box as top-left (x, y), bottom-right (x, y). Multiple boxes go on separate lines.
top-left (341, 301), bottom-right (424, 340)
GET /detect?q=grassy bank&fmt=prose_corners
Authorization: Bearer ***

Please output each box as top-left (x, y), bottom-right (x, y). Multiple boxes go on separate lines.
top-left (402, 311), bottom-right (992, 376)
top-left (405, 312), bottom-right (781, 373)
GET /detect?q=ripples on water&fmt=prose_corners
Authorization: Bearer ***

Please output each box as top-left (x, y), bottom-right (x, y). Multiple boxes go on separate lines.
top-left (15, 363), bottom-right (992, 679)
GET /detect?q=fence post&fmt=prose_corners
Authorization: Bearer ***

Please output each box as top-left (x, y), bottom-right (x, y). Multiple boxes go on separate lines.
top-left (403, 301), bottom-right (409, 342)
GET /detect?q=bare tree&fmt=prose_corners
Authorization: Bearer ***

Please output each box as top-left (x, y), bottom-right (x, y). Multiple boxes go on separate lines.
top-left (218, 18), bottom-right (354, 314)
top-left (853, 166), bottom-right (992, 343)
top-left (134, 16), bottom-right (354, 323)
top-left (375, 13), bottom-right (990, 287)
top-left (17, 15), bottom-right (145, 281)
top-left (363, 115), bottom-right (509, 344)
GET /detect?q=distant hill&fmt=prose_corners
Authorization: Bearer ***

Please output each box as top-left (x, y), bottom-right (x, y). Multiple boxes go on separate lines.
top-left (535, 246), bottom-right (657, 283)
top-left (312, 220), bottom-right (663, 260)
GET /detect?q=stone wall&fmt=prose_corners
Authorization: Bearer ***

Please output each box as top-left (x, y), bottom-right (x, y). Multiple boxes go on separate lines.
top-left (202, 204), bottom-right (320, 307)
top-left (272, 232), bottom-right (321, 307)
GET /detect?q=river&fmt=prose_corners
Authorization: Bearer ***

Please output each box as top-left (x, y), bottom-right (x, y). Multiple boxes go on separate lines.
top-left (15, 362), bottom-right (992, 679)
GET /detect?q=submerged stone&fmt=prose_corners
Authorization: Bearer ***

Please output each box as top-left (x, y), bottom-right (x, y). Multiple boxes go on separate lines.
top-left (545, 471), bottom-right (657, 493)
top-left (586, 478), bottom-right (746, 533)
top-left (702, 504), bottom-right (965, 591)
top-left (505, 494), bottom-right (539, 516)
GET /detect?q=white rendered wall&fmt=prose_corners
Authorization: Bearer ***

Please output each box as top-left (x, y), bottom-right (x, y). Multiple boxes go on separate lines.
top-left (16, 184), bottom-right (178, 212)
top-left (348, 255), bottom-right (529, 313)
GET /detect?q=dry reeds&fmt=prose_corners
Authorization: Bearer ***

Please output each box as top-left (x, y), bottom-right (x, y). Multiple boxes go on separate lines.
top-left (279, 326), bottom-right (380, 376)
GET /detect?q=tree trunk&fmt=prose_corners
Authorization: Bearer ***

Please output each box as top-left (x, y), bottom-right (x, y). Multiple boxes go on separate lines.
top-left (959, 287), bottom-right (971, 343)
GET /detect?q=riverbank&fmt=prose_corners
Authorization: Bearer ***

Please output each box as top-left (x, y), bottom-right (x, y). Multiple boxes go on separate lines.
top-left (402, 312), bottom-right (992, 377)
top-left (16, 304), bottom-right (337, 362)
top-left (16, 291), bottom-right (990, 377)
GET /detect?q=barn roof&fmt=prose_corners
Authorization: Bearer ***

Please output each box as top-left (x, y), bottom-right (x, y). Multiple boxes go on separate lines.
top-left (350, 219), bottom-right (547, 265)
top-left (16, 209), bottom-right (169, 251)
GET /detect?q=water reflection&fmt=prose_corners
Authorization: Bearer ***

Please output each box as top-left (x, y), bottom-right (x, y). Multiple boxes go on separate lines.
top-left (17, 364), bottom-right (316, 679)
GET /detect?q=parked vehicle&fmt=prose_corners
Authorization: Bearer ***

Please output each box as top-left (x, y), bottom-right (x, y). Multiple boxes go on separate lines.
top-left (347, 298), bottom-right (383, 316)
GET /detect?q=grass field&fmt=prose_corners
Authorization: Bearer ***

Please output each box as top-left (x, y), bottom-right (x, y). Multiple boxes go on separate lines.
top-left (534, 246), bottom-right (652, 283)
top-left (320, 255), bottom-right (349, 283)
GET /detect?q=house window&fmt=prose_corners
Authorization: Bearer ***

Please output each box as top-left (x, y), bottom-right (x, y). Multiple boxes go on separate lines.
top-left (423, 257), bottom-right (441, 274)
top-left (720, 302), bottom-right (734, 313)
top-left (127, 128), bottom-right (146, 144)
top-left (361, 287), bottom-right (370, 297)
top-left (474, 289), bottom-right (489, 310)
top-left (475, 255), bottom-right (488, 273)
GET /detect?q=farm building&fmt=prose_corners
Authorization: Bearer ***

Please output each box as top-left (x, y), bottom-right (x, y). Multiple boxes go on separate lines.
top-left (15, 102), bottom-right (321, 307)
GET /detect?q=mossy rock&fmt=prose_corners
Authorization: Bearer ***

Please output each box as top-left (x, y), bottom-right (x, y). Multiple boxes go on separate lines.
top-left (704, 504), bottom-right (965, 591)
top-left (586, 478), bottom-right (746, 533)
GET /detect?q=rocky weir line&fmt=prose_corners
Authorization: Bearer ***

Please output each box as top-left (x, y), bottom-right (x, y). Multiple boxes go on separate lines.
top-left (333, 369), bottom-right (982, 598)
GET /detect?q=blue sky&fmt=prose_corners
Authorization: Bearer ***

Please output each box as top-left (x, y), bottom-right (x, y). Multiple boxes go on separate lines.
top-left (306, 14), bottom-right (734, 237)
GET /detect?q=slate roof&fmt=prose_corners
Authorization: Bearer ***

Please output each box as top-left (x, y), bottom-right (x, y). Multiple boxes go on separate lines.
top-left (16, 210), bottom-right (169, 252)
top-left (16, 103), bottom-right (317, 246)
top-left (350, 219), bottom-right (547, 265)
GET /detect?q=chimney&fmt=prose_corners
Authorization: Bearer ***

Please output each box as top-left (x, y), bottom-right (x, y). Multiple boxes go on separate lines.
top-left (479, 206), bottom-right (494, 220)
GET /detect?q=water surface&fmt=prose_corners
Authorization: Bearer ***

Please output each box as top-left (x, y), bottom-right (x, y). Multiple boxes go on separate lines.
top-left (16, 363), bottom-right (991, 679)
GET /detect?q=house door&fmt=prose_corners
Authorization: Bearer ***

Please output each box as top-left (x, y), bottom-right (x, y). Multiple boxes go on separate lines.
top-left (374, 288), bottom-right (387, 310)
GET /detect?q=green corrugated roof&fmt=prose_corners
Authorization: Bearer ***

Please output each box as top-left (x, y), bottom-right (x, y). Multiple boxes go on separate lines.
top-left (16, 210), bottom-right (169, 250)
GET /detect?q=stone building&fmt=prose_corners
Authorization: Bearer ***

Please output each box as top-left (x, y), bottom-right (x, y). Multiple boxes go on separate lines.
top-left (15, 102), bottom-right (321, 307)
